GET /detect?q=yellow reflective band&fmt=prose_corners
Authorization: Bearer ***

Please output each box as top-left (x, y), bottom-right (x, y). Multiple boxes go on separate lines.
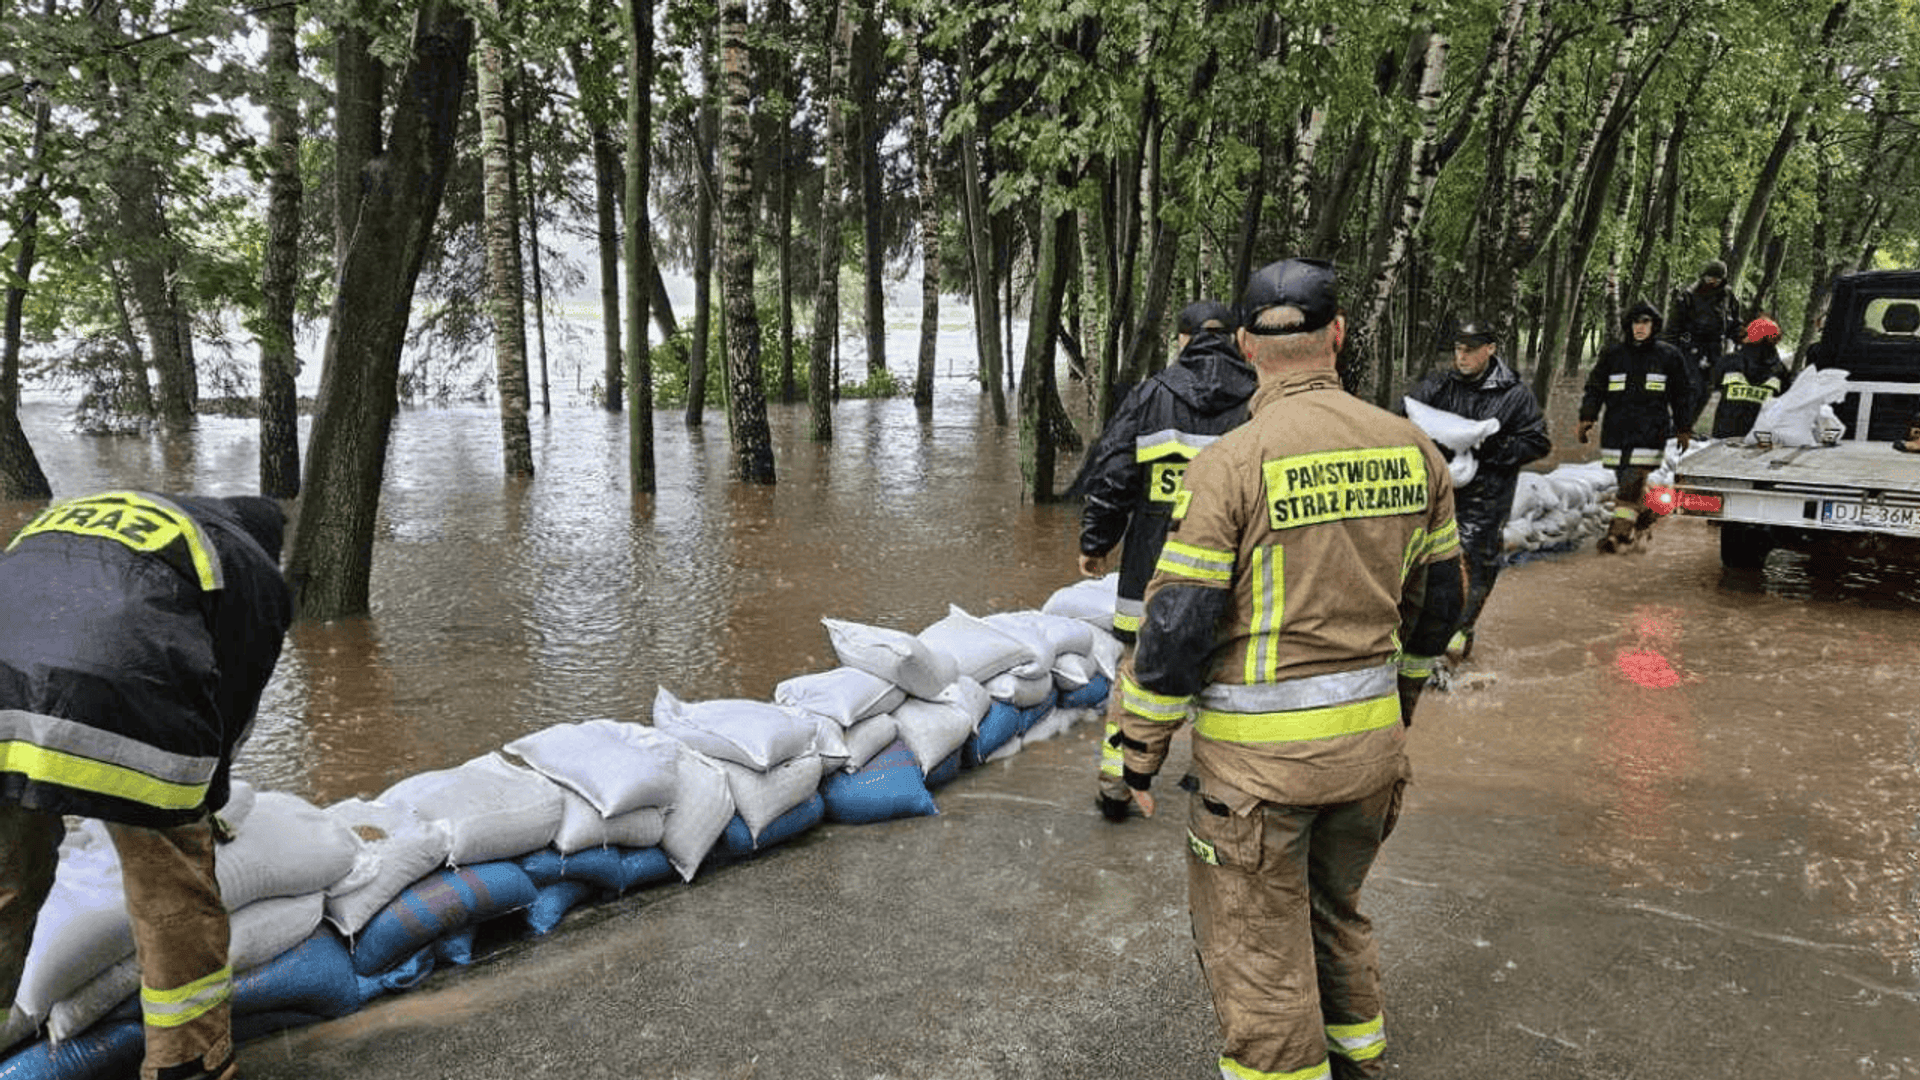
top-left (1120, 674), bottom-right (1190, 723)
top-left (1426, 518), bottom-right (1459, 559)
top-left (1218, 1055), bottom-right (1331, 1080)
top-left (141, 966), bottom-right (233, 1028)
top-left (0, 740), bottom-right (208, 811)
top-left (10, 492), bottom-right (220, 591)
top-left (1196, 694), bottom-right (1400, 744)
top-left (1612, 505), bottom-right (1640, 520)
top-left (1397, 652), bottom-right (1435, 679)
top-left (1326, 1015), bottom-right (1385, 1061)
top-left (1647, 373), bottom-right (1668, 390)
top-left (1112, 611), bottom-right (1142, 633)
top-left (1263, 446), bottom-right (1429, 531)
top-left (1156, 540), bottom-right (1234, 582)
top-left (1607, 374), bottom-right (1627, 391)
top-left (1724, 381), bottom-right (1773, 403)
top-left (1243, 545), bottom-right (1283, 684)
top-left (1100, 722), bottom-right (1124, 777)
top-left (1147, 460), bottom-right (1189, 503)
top-left (1187, 831), bottom-right (1219, 865)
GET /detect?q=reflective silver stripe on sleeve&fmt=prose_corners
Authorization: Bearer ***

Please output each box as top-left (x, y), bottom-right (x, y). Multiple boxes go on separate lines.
top-left (1135, 429), bottom-right (1221, 460)
top-left (0, 710), bottom-right (217, 788)
top-left (1198, 662), bottom-right (1397, 715)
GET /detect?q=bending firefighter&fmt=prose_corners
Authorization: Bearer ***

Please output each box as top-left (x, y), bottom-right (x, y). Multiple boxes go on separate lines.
top-left (1577, 301), bottom-right (1694, 553)
top-left (1073, 299), bottom-right (1257, 819)
top-left (0, 492), bottom-right (293, 1080)
top-left (1105, 259), bottom-right (1465, 1080)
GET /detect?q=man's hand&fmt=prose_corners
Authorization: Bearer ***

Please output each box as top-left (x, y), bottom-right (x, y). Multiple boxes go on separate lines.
top-left (1676, 430), bottom-right (1692, 451)
top-left (1576, 420), bottom-right (1594, 444)
top-left (1131, 788), bottom-right (1156, 818)
top-left (1078, 552), bottom-right (1106, 578)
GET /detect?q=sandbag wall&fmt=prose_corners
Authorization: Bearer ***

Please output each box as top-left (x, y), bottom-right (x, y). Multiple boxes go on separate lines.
top-left (0, 592), bottom-right (1125, 1080)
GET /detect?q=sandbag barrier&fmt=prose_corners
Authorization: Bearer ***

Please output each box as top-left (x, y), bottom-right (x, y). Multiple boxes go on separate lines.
top-left (0, 595), bottom-right (1124, 1079)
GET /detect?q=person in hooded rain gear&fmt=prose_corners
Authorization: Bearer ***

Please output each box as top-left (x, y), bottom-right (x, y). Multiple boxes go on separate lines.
top-left (0, 492), bottom-right (294, 1080)
top-left (1578, 303), bottom-right (1695, 553)
top-left (1073, 299), bottom-right (1258, 819)
top-left (1706, 316), bottom-right (1794, 440)
top-left (1664, 259), bottom-right (1745, 421)
top-left (1404, 320), bottom-right (1550, 663)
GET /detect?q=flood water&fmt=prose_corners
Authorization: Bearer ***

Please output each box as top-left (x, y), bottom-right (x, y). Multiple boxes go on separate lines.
top-left (4, 386), bottom-right (1083, 805)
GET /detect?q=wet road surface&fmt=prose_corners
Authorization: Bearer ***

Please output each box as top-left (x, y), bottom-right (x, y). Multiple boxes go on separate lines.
top-left (236, 516), bottom-right (1919, 1080)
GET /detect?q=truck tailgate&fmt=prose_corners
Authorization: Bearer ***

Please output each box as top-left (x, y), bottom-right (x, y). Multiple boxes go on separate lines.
top-left (1675, 441), bottom-right (1920, 497)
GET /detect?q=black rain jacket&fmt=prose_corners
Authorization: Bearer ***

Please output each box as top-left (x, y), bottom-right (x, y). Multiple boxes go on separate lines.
top-left (1074, 331), bottom-right (1257, 638)
top-left (1405, 352), bottom-right (1552, 544)
top-left (1580, 302), bottom-right (1695, 468)
top-left (1708, 342), bottom-right (1794, 439)
top-left (0, 492), bottom-right (292, 826)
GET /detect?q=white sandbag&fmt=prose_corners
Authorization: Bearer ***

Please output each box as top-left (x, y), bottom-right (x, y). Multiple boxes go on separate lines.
top-left (996, 609), bottom-right (1095, 661)
top-left (1404, 396), bottom-right (1501, 454)
top-left (13, 823), bottom-right (129, 1021)
top-left (981, 612), bottom-right (1059, 679)
top-left (660, 746), bottom-right (735, 882)
top-left (840, 712), bottom-right (899, 773)
top-left (1511, 472), bottom-right (1555, 519)
top-left (379, 751), bottom-right (566, 867)
top-left (504, 719), bottom-right (680, 816)
top-left (821, 617), bottom-right (958, 699)
top-left (983, 670), bottom-right (1054, 708)
top-left (1751, 366), bottom-right (1849, 447)
top-left (1051, 650), bottom-right (1095, 691)
top-left (1090, 630), bottom-right (1125, 681)
top-left (1448, 450), bottom-right (1479, 488)
top-left (891, 696), bottom-right (977, 774)
top-left (2, 1005), bottom-right (32, 1053)
top-left (939, 675), bottom-right (992, 723)
top-left (321, 798), bottom-right (455, 936)
top-left (1041, 574), bottom-right (1119, 628)
top-left (810, 715), bottom-right (851, 775)
top-left (551, 787), bottom-right (667, 854)
top-left (919, 605), bottom-right (1037, 683)
top-left (216, 779), bottom-right (258, 833)
top-left (721, 754), bottom-right (825, 841)
top-left (653, 688), bottom-right (818, 772)
top-left (47, 892), bottom-right (326, 1043)
top-left (773, 667), bottom-right (906, 727)
top-left (217, 791), bottom-right (361, 909)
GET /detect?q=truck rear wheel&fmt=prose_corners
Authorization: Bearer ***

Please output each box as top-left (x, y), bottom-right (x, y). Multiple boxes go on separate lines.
top-left (1719, 523), bottom-right (1773, 569)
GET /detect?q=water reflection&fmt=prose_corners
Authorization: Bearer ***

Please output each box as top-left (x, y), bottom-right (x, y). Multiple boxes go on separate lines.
top-left (5, 388), bottom-right (1083, 806)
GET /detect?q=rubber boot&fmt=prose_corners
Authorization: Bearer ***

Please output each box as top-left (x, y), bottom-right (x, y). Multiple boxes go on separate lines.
top-left (1631, 507), bottom-right (1658, 550)
top-left (1596, 512), bottom-right (1635, 554)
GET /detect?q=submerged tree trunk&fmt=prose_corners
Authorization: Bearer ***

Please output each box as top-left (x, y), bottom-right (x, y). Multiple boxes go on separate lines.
top-left (719, 0), bottom-right (774, 483)
top-left (590, 117), bottom-right (624, 410)
top-left (624, 0), bottom-right (656, 490)
top-left (0, 63), bottom-right (53, 502)
top-left (687, 18), bottom-right (719, 426)
top-left (808, 0), bottom-right (854, 441)
top-left (956, 47), bottom-right (1006, 424)
top-left (477, 0), bottom-right (533, 477)
top-left (1018, 208), bottom-right (1075, 503)
top-left (258, 0), bottom-right (303, 499)
top-left (855, 9), bottom-right (886, 382)
top-left (287, 3), bottom-right (473, 619)
top-left (905, 31), bottom-right (939, 411)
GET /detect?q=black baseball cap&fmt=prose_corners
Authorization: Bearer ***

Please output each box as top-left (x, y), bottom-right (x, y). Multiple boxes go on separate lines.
top-left (1176, 300), bottom-right (1235, 335)
top-left (1237, 258), bottom-right (1339, 335)
top-left (1454, 320), bottom-right (1497, 347)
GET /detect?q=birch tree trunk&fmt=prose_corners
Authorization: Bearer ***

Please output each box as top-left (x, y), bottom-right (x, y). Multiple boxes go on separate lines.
top-left (477, 0), bottom-right (533, 477)
top-left (258, 0), bottom-right (303, 499)
top-left (809, 0), bottom-right (854, 440)
top-left (624, 0), bottom-right (656, 491)
top-left (719, 0), bottom-right (775, 483)
top-left (956, 45), bottom-right (1007, 424)
top-left (687, 19), bottom-right (719, 426)
top-left (1018, 207), bottom-right (1074, 503)
top-left (905, 30), bottom-right (939, 411)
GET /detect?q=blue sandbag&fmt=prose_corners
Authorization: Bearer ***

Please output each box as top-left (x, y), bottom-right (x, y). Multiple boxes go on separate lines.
top-left (524, 879), bottom-right (596, 936)
top-left (518, 848), bottom-right (565, 887)
top-left (0, 1021), bottom-right (141, 1080)
top-left (1017, 690), bottom-right (1059, 733)
top-left (234, 929), bottom-right (367, 1019)
top-left (1059, 674), bottom-right (1110, 710)
top-left (820, 741), bottom-right (938, 824)
top-left (433, 926), bottom-right (478, 966)
top-left (925, 749), bottom-right (962, 789)
top-left (716, 794), bottom-right (824, 859)
top-left (963, 701), bottom-right (1024, 766)
top-left (556, 846), bottom-right (675, 894)
top-left (355, 946), bottom-right (434, 1004)
top-left (350, 861), bottom-right (538, 977)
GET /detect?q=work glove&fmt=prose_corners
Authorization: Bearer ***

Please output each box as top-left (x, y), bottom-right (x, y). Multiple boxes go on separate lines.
top-left (1576, 420), bottom-right (1594, 444)
top-left (1676, 430), bottom-right (1692, 451)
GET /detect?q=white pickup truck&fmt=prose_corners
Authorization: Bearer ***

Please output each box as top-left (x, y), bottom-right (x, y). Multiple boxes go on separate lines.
top-left (1665, 270), bottom-right (1920, 568)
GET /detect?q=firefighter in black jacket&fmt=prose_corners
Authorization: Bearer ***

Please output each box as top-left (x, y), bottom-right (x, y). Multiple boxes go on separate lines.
top-left (1578, 303), bottom-right (1695, 553)
top-left (1405, 321), bottom-right (1550, 661)
top-left (0, 492), bottom-right (293, 1080)
top-left (1707, 316), bottom-right (1793, 440)
top-left (1074, 299), bottom-right (1257, 818)
top-left (1664, 259), bottom-right (1745, 422)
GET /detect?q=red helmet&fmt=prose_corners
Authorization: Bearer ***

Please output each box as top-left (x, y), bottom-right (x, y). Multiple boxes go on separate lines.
top-left (1745, 316), bottom-right (1781, 344)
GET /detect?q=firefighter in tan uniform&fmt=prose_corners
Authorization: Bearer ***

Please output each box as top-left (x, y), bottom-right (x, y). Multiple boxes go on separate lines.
top-left (1105, 259), bottom-right (1465, 1080)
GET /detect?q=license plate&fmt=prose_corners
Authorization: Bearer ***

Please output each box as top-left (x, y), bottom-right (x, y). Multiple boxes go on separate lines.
top-left (1819, 500), bottom-right (1920, 535)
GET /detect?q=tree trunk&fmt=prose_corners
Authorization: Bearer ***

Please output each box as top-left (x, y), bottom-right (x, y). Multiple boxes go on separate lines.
top-left (0, 60), bottom-right (53, 502)
top-left (856, 9), bottom-right (886, 382)
top-left (906, 31), bottom-right (939, 411)
top-left (477, 0), bottom-right (533, 477)
top-left (258, 0), bottom-right (303, 499)
top-left (624, 0), bottom-right (656, 490)
top-left (517, 72), bottom-right (551, 416)
top-left (1018, 208), bottom-right (1074, 503)
top-left (287, 3), bottom-right (473, 620)
top-left (589, 113), bottom-right (624, 410)
top-left (114, 159), bottom-right (197, 429)
top-left (768, 0), bottom-right (796, 405)
top-left (719, 0), bottom-right (775, 483)
top-left (687, 18), bottom-right (719, 426)
top-left (808, 0), bottom-right (854, 440)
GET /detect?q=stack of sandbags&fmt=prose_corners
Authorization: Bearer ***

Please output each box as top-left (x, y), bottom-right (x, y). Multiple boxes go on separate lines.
top-left (985, 610), bottom-right (1107, 741)
top-left (821, 616), bottom-right (974, 786)
top-left (653, 689), bottom-right (824, 862)
top-left (1040, 573), bottom-right (1119, 632)
top-left (918, 606), bottom-right (1045, 764)
top-left (776, 668), bottom-right (934, 825)
top-left (1502, 462), bottom-right (1617, 555)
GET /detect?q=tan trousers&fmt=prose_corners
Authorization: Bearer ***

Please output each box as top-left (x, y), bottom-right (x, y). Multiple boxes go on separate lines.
top-left (1187, 781), bottom-right (1404, 1080)
top-left (0, 805), bottom-right (232, 1080)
